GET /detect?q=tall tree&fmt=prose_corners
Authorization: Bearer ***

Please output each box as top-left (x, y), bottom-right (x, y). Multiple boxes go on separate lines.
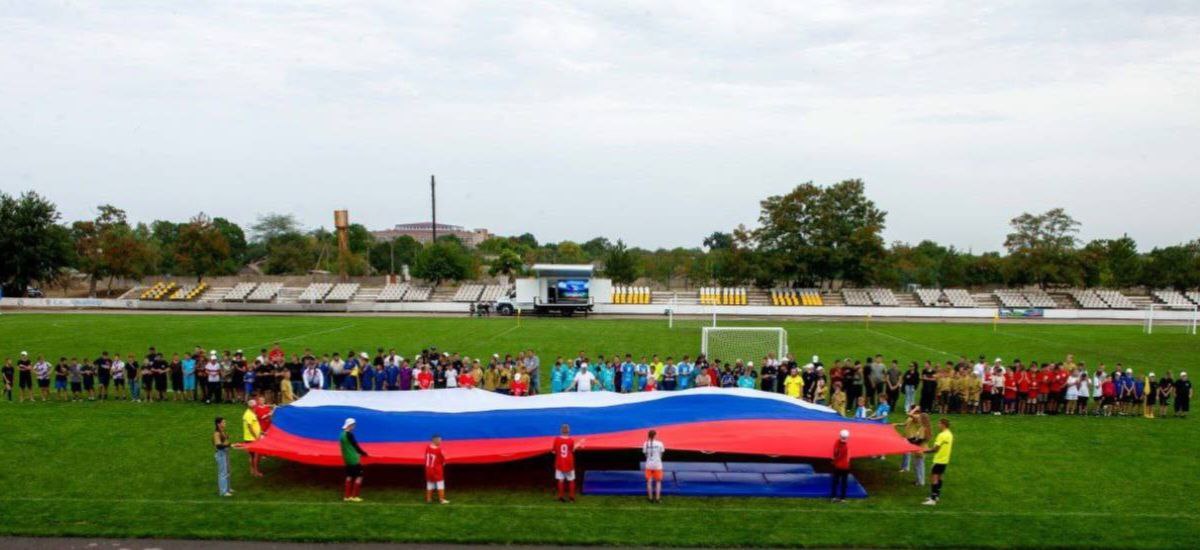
top-left (754, 180), bottom-right (885, 287)
top-left (602, 240), bottom-right (640, 284)
top-left (0, 191), bottom-right (74, 296)
top-left (412, 240), bottom-right (475, 283)
top-left (174, 213), bottom-right (233, 281)
top-left (488, 249), bottom-right (525, 283)
top-left (1003, 208), bottom-right (1082, 287)
top-left (211, 217), bottom-right (247, 264)
top-left (369, 235), bottom-right (421, 274)
top-left (250, 213), bottom-right (303, 244)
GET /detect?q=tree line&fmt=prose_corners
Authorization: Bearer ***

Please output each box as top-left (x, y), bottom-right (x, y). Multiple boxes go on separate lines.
top-left (2, 183), bottom-right (1198, 297)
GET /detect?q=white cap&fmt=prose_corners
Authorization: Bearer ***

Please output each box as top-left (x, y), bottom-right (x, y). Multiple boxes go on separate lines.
top-left (1149, 372), bottom-right (1156, 377)
top-left (1181, 371), bottom-right (1188, 377)
top-left (748, 361), bottom-right (754, 367)
top-left (210, 349), bottom-right (217, 355)
top-left (209, 354), bottom-right (217, 360)
top-left (20, 351), bottom-right (28, 355)
top-left (236, 349), bottom-right (243, 354)
top-left (343, 418), bottom-right (356, 429)
top-left (812, 355), bottom-right (819, 363)
top-left (995, 357), bottom-right (1002, 363)
top-left (839, 429), bottom-right (849, 440)
top-left (360, 352), bottom-right (369, 359)
top-left (1125, 368), bottom-right (1132, 374)
top-left (493, 353), bottom-right (499, 358)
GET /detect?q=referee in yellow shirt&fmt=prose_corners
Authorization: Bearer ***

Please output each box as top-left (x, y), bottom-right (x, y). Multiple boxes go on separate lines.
top-left (923, 418), bottom-right (953, 505)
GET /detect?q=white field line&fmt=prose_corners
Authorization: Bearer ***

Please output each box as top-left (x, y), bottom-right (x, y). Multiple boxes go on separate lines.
top-left (243, 324), bottom-right (356, 350)
top-left (0, 496), bottom-right (1193, 519)
top-left (866, 328), bottom-right (955, 358)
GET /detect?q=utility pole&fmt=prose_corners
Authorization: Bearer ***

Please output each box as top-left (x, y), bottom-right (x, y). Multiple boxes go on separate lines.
top-left (430, 174), bottom-right (437, 243)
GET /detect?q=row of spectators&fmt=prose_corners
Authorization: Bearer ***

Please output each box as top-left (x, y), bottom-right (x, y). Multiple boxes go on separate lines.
top-left (3, 347), bottom-right (1191, 418)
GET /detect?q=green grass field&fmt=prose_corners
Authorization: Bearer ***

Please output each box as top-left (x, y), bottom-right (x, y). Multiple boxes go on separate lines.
top-left (1, 312), bottom-right (1197, 548)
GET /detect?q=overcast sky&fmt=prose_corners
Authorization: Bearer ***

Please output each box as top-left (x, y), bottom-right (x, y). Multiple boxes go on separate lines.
top-left (2, 1), bottom-right (1198, 252)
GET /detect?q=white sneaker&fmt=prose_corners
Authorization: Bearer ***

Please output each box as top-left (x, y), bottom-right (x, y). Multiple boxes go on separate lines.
top-left (922, 498), bottom-right (937, 506)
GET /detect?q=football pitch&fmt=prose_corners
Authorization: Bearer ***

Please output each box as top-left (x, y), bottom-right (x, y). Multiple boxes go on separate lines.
top-left (0, 312), bottom-right (1197, 548)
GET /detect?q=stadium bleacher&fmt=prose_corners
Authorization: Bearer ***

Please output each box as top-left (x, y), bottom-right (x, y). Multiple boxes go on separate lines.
top-left (403, 286), bottom-right (432, 302)
top-left (867, 288), bottom-right (899, 307)
top-left (139, 282), bottom-right (178, 301)
top-left (914, 288), bottom-right (941, 307)
top-left (324, 283), bottom-right (359, 302)
top-left (1022, 289), bottom-right (1057, 308)
top-left (168, 282), bottom-right (208, 301)
top-left (1153, 289), bottom-right (1194, 308)
top-left (915, 288), bottom-right (977, 308)
top-left (376, 283), bottom-right (409, 302)
top-left (222, 282), bottom-right (257, 301)
top-left (699, 287), bottom-right (746, 305)
top-left (613, 286), bottom-right (650, 304)
top-left (1188, 292), bottom-right (1200, 306)
top-left (993, 290), bottom-right (1031, 308)
top-left (1069, 289), bottom-right (1107, 309)
top-left (452, 284), bottom-right (484, 302)
top-left (297, 283), bottom-right (333, 302)
top-left (245, 282), bottom-right (283, 302)
top-left (1095, 289), bottom-right (1135, 309)
top-left (842, 289), bottom-right (872, 306)
top-left (479, 285), bottom-right (508, 303)
top-left (943, 289), bottom-right (977, 308)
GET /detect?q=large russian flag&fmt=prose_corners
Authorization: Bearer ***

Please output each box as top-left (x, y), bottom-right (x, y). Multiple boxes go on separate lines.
top-left (244, 387), bottom-right (918, 466)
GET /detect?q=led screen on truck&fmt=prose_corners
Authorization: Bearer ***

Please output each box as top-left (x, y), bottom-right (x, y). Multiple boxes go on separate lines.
top-left (555, 279), bottom-right (589, 303)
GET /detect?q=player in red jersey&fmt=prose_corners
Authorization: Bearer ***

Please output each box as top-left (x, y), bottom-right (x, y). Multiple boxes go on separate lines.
top-left (424, 434), bottom-right (449, 504)
top-left (552, 423), bottom-right (584, 502)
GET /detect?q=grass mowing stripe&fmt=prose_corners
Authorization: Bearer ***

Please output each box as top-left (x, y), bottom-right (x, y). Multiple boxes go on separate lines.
top-left (0, 496), bottom-right (1193, 519)
top-left (242, 323), bottom-right (357, 351)
top-left (2, 313), bottom-right (1197, 547)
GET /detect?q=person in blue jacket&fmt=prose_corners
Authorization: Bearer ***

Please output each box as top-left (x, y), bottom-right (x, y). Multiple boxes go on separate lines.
top-left (599, 361), bottom-right (616, 392)
top-left (372, 364), bottom-right (387, 391)
top-left (635, 358), bottom-right (650, 392)
top-left (620, 356), bottom-right (635, 393)
top-left (677, 359), bottom-right (693, 391)
top-left (385, 361), bottom-right (400, 390)
top-left (551, 359), bottom-right (570, 393)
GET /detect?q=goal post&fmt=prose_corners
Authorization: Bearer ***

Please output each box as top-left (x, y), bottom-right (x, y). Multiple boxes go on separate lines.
top-left (1144, 304), bottom-right (1198, 335)
top-left (701, 327), bottom-right (788, 364)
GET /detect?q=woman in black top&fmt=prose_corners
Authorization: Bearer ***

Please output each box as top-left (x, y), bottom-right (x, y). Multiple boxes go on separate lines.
top-left (213, 417), bottom-right (233, 497)
top-left (919, 361), bottom-right (938, 412)
top-left (2, 359), bottom-right (13, 401)
top-left (169, 355), bottom-right (184, 399)
top-left (903, 362), bottom-right (921, 411)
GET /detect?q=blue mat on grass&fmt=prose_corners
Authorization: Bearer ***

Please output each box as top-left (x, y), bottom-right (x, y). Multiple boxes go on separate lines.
top-left (584, 465), bottom-right (866, 498)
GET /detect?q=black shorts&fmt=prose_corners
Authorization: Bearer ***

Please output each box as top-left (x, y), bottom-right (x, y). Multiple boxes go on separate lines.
top-left (155, 376), bottom-right (168, 392)
top-left (344, 463), bottom-right (363, 478)
top-left (171, 374), bottom-right (184, 391)
top-left (37, 379), bottom-right (50, 388)
top-left (18, 375), bottom-right (32, 389)
top-left (70, 382), bottom-right (82, 392)
top-left (1146, 393), bottom-right (1157, 405)
top-left (83, 378), bottom-right (95, 390)
top-left (931, 463), bottom-right (947, 475)
top-left (1175, 399), bottom-right (1190, 413)
top-left (113, 378), bottom-right (125, 387)
top-left (1077, 396), bottom-right (1088, 406)
top-left (98, 374), bottom-right (110, 386)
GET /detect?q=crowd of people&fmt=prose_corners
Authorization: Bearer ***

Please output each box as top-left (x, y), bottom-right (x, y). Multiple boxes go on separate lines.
top-left (14, 341), bottom-right (1184, 508)
top-left (3, 346), bottom-right (1192, 419)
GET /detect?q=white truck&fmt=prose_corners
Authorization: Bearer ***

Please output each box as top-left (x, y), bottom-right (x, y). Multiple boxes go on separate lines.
top-left (493, 264), bottom-right (600, 317)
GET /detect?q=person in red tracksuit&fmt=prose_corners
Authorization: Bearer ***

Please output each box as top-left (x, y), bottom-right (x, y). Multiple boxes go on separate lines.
top-left (830, 429), bottom-right (851, 503)
top-left (552, 423), bottom-right (583, 502)
top-left (424, 435), bottom-right (449, 504)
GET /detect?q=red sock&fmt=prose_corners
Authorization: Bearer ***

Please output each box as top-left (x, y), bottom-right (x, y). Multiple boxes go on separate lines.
top-left (344, 479), bottom-right (353, 499)
top-left (353, 479), bottom-right (362, 498)
top-left (556, 480), bottom-right (564, 498)
top-left (568, 480), bottom-right (576, 499)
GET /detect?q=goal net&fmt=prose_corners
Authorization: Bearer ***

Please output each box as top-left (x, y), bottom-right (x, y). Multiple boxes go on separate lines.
top-left (1144, 304), bottom-right (1198, 335)
top-left (701, 327), bottom-right (788, 364)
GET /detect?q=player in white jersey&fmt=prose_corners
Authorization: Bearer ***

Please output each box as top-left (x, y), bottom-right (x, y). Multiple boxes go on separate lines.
top-left (642, 429), bottom-right (665, 503)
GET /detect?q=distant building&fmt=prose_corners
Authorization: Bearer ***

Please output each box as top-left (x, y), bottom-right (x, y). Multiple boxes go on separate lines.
top-left (371, 222), bottom-right (493, 248)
